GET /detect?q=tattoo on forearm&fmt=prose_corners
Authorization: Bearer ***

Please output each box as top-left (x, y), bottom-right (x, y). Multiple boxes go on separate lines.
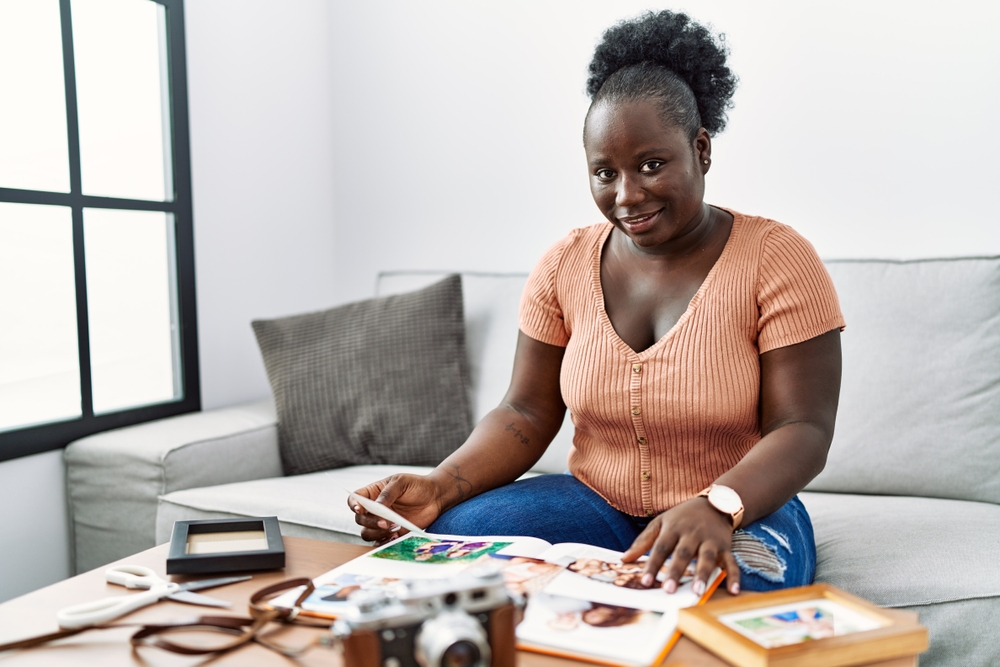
top-left (445, 464), bottom-right (473, 502)
top-left (505, 422), bottom-right (530, 445)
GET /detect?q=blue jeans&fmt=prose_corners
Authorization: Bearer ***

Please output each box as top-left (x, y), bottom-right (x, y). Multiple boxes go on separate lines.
top-left (428, 474), bottom-right (815, 592)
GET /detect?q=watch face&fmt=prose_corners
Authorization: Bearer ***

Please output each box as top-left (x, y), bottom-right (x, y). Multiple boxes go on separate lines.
top-left (708, 485), bottom-right (742, 513)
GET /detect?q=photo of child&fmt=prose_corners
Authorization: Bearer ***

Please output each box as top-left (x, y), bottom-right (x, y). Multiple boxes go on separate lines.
top-left (370, 536), bottom-right (512, 564)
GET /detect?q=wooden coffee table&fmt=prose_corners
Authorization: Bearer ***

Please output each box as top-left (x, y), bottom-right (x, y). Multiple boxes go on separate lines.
top-left (0, 536), bottom-right (916, 666)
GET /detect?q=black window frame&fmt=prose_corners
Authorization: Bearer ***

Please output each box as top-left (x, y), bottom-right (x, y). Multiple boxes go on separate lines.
top-left (0, 0), bottom-right (199, 462)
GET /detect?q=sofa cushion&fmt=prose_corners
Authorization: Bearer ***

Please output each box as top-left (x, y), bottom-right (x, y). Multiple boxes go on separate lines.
top-left (800, 491), bottom-right (1000, 607)
top-left (65, 400), bottom-right (281, 572)
top-left (808, 257), bottom-right (1000, 504)
top-left (252, 275), bottom-right (473, 475)
top-left (156, 464), bottom-right (542, 546)
top-left (156, 465), bottom-right (437, 545)
top-left (377, 271), bottom-right (574, 474)
top-left (901, 596), bottom-right (1000, 667)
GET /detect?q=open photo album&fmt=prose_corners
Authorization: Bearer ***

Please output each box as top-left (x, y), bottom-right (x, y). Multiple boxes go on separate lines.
top-left (269, 533), bottom-right (724, 667)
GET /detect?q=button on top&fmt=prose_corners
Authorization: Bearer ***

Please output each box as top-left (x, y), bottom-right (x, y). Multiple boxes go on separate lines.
top-left (632, 363), bottom-right (642, 373)
top-left (637, 436), bottom-right (647, 446)
top-left (631, 406), bottom-right (641, 416)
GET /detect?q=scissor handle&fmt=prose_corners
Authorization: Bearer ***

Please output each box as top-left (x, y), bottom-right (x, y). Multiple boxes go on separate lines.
top-left (56, 582), bottom-right (178, 629)
top-left (105, 564), bottom-right (163, 589)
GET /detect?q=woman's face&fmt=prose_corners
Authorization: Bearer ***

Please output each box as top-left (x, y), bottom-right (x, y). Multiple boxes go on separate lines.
top-left (584, 98), bottom-right (711, 251)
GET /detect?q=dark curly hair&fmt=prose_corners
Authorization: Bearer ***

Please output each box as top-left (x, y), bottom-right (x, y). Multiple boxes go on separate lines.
top-left (586, 10), bottom-right (737, 137)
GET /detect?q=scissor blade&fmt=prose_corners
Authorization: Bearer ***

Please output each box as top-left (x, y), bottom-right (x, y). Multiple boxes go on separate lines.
top-left (167, 590), bottom-right (233, 608)
top-left (176, 575), bottom-right (252, 593)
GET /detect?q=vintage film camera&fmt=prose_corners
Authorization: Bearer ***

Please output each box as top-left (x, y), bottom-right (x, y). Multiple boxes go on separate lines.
top-left (329, 566), bottom-right (521, 667)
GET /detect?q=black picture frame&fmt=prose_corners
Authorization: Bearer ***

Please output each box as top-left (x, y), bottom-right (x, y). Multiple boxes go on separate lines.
top-left (167, 517), bottom-right (285, 575)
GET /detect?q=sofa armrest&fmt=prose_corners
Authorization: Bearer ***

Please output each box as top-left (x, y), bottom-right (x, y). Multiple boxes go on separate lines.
top-left (64, 400), bottom-right (281, 573)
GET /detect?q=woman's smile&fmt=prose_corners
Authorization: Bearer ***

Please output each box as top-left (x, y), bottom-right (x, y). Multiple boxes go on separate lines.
top-left (617, 208), bottom-right (663, 233)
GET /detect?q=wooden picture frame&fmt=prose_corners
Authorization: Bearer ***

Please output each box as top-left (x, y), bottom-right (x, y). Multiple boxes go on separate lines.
top-left (166, 516), bottom-right (285, 575)
top-left (677, 584), bottom-right (927, 667)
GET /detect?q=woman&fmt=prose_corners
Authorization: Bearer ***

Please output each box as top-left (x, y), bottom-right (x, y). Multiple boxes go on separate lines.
top-left (350, 10), bottom-right (843, 596)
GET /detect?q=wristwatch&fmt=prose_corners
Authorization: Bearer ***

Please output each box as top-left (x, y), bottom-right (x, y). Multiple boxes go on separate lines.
top-left (697, 484), bottom-right (744, 530)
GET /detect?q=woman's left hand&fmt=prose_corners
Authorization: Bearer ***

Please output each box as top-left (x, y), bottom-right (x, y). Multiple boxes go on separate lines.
top-left (621, 497), bottom-right (741, 596)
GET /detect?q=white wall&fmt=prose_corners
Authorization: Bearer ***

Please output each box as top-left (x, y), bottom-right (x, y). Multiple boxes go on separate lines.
top-left (186, 0), bottom-right (338, 410)
top-left (0, 450), bottom-right (70, 602)
top-left (328, 0), bottom-right (1000, 305)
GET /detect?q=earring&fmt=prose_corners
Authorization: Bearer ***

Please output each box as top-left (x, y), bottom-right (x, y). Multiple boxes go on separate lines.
top-left (703, 159), bottom-right (710, 164)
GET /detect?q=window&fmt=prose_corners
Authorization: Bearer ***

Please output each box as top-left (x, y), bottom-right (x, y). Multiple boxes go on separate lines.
top-left (0, 0), bottom-right (198, 462)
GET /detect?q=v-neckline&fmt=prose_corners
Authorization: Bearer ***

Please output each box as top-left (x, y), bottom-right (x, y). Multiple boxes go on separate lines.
top-left (590, 208), bottom-right (742, 360)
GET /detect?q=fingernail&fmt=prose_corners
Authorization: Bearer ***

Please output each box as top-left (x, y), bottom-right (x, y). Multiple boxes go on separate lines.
top-left (665, 579), bottom-right (677, 594)
top-left (389, 524), bottom-right (399, 532)
top-left (352, 505), bottom-right (360, 512)
top-left (731, 582), bottom-right (740, 595)
top-left (641, 573), bottom-right (653, 587)
top-left (377, 520), bottom-right (388, 529)
top-left (693, 580), bottom-right (705, 595)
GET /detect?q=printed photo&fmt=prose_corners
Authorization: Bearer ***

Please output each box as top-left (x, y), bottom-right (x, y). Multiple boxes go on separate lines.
top-left (566, 558), bottom-right (697, 588)
top-left (719, 599), bottom-right (884, 648)
top-left (530, 592), bottom-right (656, 632)
top-left (292, 573), bottom-right (398, 613)
top-left (370, 536), bottom-right (512, 564)
top-left (516, 591), bottom-right (674, 665)
top-left (271, 573), bottom-right (398, 617)
top-left (484, 555), bottom-right (563, 597)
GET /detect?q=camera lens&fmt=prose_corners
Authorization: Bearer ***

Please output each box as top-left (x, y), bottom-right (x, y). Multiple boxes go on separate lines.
top-left (415, 611), bottom-right (490, 667)
top-left (441, 640), bottom-right (481, 667)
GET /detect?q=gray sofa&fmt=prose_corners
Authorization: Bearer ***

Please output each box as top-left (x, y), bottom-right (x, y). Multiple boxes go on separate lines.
top-left (64, 259), bottom-right (1000, 666)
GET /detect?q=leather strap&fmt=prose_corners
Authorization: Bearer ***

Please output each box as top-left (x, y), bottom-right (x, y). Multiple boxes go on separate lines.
top-left (129, 617), bottom-right (257, 655)
top-left (131, 577), bottom-right (325, 656)
top-left (0, 627), bottom-right (92, 652)
top-left (249, 577), bottom-right (316, 619)
top-left (0, 578), bottom-right (329, 658)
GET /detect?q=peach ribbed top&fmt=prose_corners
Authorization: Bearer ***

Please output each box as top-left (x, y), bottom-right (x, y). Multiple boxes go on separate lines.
top-left (519, 210), bottom-right (845, 517)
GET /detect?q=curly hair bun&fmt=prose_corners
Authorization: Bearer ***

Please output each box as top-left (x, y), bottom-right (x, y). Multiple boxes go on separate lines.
top-left (587, 10), bottom-right (737, 136)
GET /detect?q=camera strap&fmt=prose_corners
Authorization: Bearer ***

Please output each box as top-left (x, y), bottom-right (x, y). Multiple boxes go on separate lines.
top-left (0, 578), bottom-right (337, 658)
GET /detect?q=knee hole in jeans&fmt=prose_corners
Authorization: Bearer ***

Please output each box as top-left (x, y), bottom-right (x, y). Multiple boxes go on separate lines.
top-left (731, 530), bottom-right (787, 583)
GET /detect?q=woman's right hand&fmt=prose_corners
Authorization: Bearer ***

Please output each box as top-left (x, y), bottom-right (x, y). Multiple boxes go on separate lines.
top-left (349, 473), bottom-right (446, 544)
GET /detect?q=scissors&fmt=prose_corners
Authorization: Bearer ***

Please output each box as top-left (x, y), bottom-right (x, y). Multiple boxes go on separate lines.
top-left (56, 564), bottom-right (251, 629)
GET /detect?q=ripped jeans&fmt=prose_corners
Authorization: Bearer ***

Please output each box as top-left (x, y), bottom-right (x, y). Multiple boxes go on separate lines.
top-left (428, 473), bottom-right (815, 592)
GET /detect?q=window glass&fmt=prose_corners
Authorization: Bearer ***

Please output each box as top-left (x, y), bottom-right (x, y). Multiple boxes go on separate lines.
top-left (0, 203), bottom-right (81, 431)
top-left (0, 0), bottom-right (197, 460)
top-left (72, 0), bottom-right (173, 201)
top-left (0, 0), bottom-right (71, 193)
top-left (84, 208), bottom-right (180, 414)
